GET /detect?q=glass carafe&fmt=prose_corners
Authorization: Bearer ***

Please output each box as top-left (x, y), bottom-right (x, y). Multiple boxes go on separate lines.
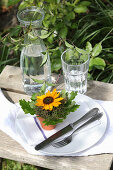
top-left (17, 6), bottom-right (51, 95)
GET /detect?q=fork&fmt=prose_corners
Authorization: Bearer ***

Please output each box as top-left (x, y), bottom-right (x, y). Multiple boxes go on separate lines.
top-left (52, 112), bottom-right (103, 148)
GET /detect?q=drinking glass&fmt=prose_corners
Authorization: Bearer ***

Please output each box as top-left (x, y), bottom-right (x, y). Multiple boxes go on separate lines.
top-left (61, 48), bottom-right (90, 94)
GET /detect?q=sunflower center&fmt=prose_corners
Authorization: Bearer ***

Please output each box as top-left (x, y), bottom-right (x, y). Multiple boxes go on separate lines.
top-left (43, 97), bottom-right (54, 104)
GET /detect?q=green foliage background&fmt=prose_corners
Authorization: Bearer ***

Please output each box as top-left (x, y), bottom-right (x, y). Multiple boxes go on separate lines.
top-left (0, 0), bottom-right (113, 82)
top-left (1, 158), bottom-right (48, 170)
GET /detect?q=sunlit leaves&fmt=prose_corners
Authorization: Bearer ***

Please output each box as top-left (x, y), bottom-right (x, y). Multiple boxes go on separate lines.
top-left (74, 1), bottom-right (91, 13)
top-left (80, 1), bottom-right (91, 6)
top-left (74, 6), bottom-right (88, 14)
top-left (40, 52), bottom-right (48, 67)
top-left (19, 99), bottom-right (35, 115)
top-left (75, 47), bottom-right (87, 54)
top-left (65, 41), bottom-right (74, 49)
top-left (86, 42), bottom-right (92, 53)
top-left (39, 32), bottom-right (52, 39)
top-left (89, 57), bottom-right (106, 71)
top-left (92, 43), bottom-right (102, 57)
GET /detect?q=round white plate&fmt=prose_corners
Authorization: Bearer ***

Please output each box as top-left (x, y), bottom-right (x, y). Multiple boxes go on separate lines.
top-left (39, 94), bottom-right (108, 156)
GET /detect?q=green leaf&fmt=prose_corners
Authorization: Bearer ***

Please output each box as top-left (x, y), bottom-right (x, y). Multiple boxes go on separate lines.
top-left (89, 57), bottom-right (106, 71)
top-left (79, 1), bottom-right (91, 6)
top-left (59, 26), bottom-right (68, 39)
top-left (69, 91), bottom-right (77, 101)
top-left (80, 53), bottom-right (89, 62)
top-left (9, 26), bottom-right (22, 37)
top-left (29, 100), bottom-right (36, 108)
top-left (61, 89), bottom-right (67, 98)
top-left (75, 47), bottom-right (87, 54)
top-left (86, 42), bottom-right (92, 53)
top-left (32, 78), bottom-right (44, 84)
top-left (51, 58), bottom-right (62, 72)
top-left (39, 32), bottom-right (51, 39)
top-left (51, 16), bottom-right (56, 25)
top-left (66, 11), bottom-right (75, 20)
top-left (28, 32), bottom-right (37, 41)
top-left (71, 23), bottom-right (78, 29)
top-left (10, 37), bottom-right (21, 43)
top-left (50, 48), bottom-right (61, 59)
top-left (40, 52), bottom-right (48, 67)
top-left (47, 34), bottom-right (54, 43)
top-left (69, 104), bottom-right (80, 112)
top-left (74, 6), bottom-right (88, 14)
top-left (92, 43), bottom-right (102, 57)
top-left (40, 82), bottom-right (46, 93)
top-left (65, 41), bottom-right (74, 49)
top-left (0, 58), bottom-right (17, 66)
top-left (65, 49), bottom-right (75, 62)
top-left (19, 99), bottom-right (35, 115)
top-left (19, 1), bottom-right (32, 10)
top-left (31, 92), bottom-right (38, 101)
top-left (8, 0), bottom-right (21, 6)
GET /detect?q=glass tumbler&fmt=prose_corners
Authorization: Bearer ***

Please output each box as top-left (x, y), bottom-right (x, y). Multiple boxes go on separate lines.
top-left (61, 48), bottom-right (90, 94)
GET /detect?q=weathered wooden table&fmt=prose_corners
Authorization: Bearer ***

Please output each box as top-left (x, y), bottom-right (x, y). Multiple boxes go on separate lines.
top-left (0, 65), bottom-right (113, 170)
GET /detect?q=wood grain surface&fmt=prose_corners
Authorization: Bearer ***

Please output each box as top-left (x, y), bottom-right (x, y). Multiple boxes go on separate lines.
top-left (0, 65), bottom-right (113, 170)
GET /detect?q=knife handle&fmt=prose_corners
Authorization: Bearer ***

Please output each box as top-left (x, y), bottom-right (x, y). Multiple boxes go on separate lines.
top-left (72, 112), bottom-right (103, 135)
top-left (35, 124), bottom-right (73, 150)
top-left (72, 108), bottom-right (99, 127)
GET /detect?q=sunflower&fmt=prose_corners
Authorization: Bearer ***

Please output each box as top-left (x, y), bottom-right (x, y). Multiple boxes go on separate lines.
top-left (35, 89), bottom-right (64, 111)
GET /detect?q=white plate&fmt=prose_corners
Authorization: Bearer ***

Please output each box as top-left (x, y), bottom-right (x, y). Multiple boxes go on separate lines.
top-left (39, 94), bottom-right (108, 156)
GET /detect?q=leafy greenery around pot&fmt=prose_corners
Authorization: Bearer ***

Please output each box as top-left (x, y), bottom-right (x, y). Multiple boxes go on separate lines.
top-left (19, 82), bottom-right (80, 125)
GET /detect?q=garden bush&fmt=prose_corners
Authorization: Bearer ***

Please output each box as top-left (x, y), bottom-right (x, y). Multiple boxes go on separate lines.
top-left (0, 0), bottom-right (113, 82)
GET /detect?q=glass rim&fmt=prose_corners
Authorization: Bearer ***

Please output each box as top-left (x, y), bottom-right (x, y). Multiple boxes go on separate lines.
top-left (17, 6), bottom-right (45, 26)
top-left (61, 49), bottom-right (90, 67)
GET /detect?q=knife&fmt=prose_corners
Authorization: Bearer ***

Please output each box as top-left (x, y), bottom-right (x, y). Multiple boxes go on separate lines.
top-left (35, 108), bottom-right (99, 151)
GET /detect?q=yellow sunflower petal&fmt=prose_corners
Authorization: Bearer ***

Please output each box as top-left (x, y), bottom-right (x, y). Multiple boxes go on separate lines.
top-left (51, 88), bottom-right (57, 96)
top-left (51, 88), bottom-right (61, 99)
top-left (53, 102), bottom-right (61, 107)
top-left (35, 99), bottom-right (44, 106)
top-left (54, 97), bottom-right (64, 102)
top-left (43, 104), bottom-right (49, 110)
top-left (45, 90), bottom-right (51, 96)
top-left (49, 104), bottom-right (53, 111)
top-left (36, 95), bottom-right (45, 99)
top-left (54, 92), bottom-right (60, 98)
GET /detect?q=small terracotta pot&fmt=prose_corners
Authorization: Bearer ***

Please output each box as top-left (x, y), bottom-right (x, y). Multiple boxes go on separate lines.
top-left (37, 116), bottom-right (56, 130)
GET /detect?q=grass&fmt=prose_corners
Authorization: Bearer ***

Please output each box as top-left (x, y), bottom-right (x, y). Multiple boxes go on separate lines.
top-left (0, 45), bottom-right (20, 73)
top-left (1, 158), bottom-right (50, 170)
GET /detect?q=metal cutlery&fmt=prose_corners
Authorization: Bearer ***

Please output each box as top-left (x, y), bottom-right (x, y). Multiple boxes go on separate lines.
top-left (52, 112), bottom-right (103, 148)
top-left (35, 108), bottom-right (99, 150)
